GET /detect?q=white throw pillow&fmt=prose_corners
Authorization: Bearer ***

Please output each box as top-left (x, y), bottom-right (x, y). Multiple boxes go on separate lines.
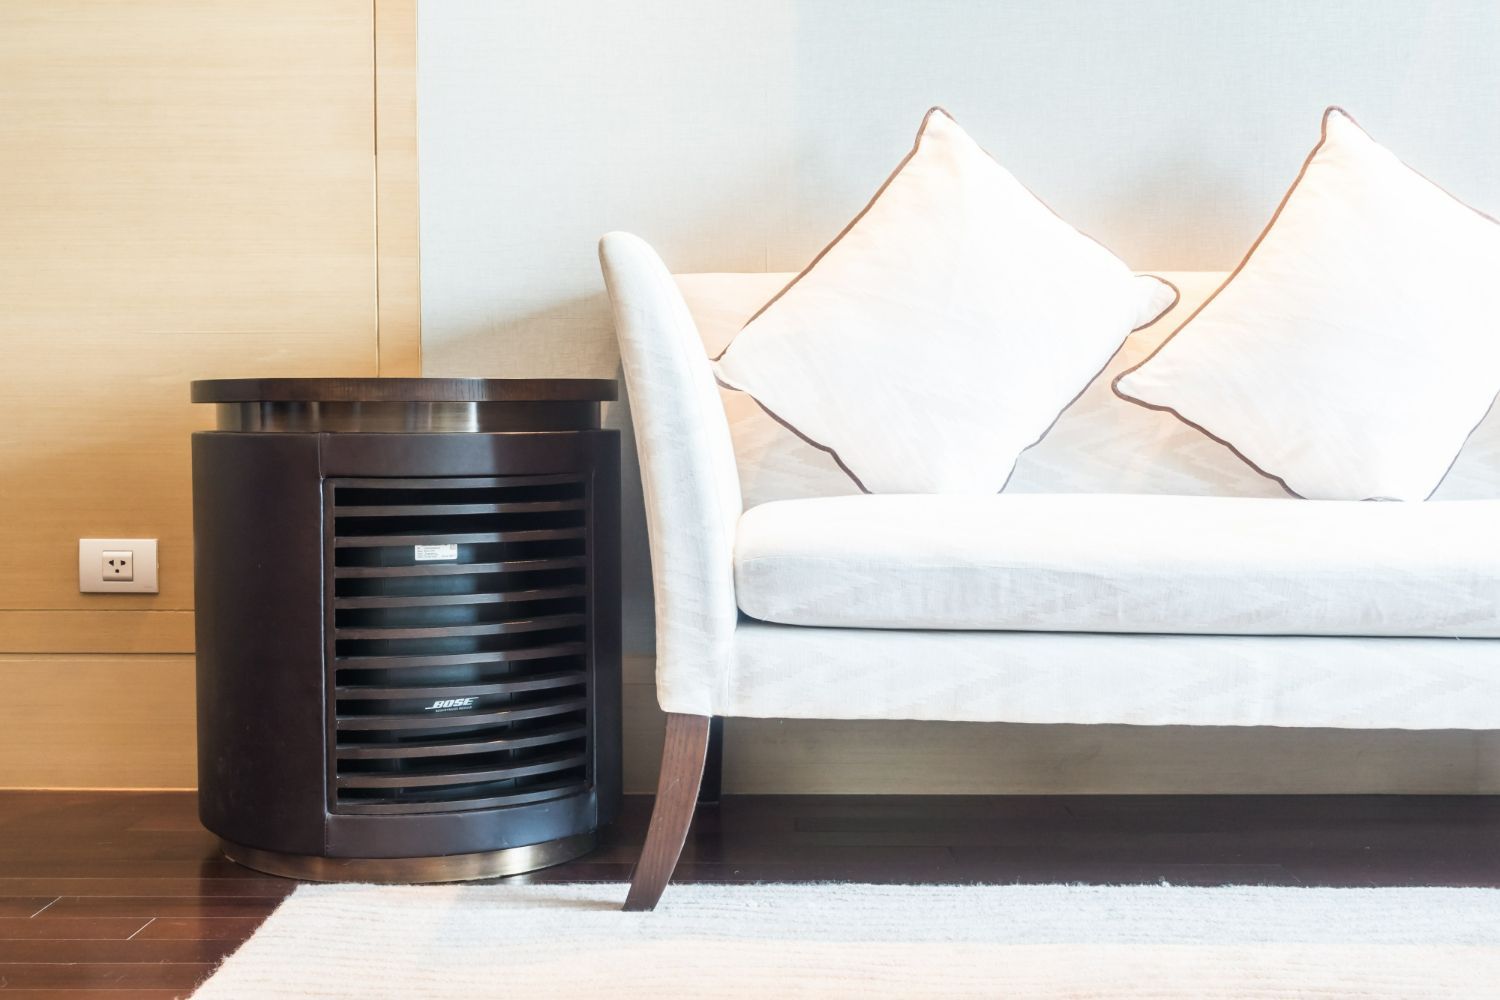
top-left (712, 108), bottom-right (1176, 494)
top-left (1114, 108), bottom-right (1500, 501)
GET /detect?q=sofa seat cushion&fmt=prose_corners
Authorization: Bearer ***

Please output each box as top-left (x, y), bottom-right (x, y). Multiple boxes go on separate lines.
top-left (733, 494), bottom-right (1500, 637)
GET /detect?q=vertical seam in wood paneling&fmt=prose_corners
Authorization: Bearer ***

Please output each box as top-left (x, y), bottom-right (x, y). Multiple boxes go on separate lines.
top-left (371, 3), bottom-right (382, 375)
top-left (374, 0), bottom-right (422, 376)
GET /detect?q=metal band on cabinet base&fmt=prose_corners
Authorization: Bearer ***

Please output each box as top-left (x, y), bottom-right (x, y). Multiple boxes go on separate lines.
top-left (220, 832), bottom-right (596, 883)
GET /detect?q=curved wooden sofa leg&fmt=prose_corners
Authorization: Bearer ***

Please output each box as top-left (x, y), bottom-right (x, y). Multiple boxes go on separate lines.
top-left (623, 712), bottom-right (711, 912)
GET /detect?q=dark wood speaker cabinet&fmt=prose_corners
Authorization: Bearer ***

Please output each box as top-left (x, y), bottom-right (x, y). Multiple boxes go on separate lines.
top-left (190, 378), bottom-right (620, 882)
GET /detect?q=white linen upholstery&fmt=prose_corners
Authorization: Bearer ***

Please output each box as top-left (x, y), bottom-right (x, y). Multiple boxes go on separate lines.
top-left (1006, 272), bottom-right (1291, 500)
top-left (713, 108), bottom-right (1175, 494)
top-left (678, 270), bottom-right (1500, 506)
top-left (678, 272), bottom-right (862, 507)
top-left (1115, 109), bottom-right (1500, 501)
top-left (602, 232), bottom-right (1500, 726)
top-left (734, 494), bottom-right (1500, 637)
top-left (599, 232), bottom-right (741, 713)
top-left (728, 622), bottom-right (1500, 729)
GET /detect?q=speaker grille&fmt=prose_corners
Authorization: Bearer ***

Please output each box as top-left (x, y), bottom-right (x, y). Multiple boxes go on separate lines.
top-left (325, 475), bottom-right (591, 814)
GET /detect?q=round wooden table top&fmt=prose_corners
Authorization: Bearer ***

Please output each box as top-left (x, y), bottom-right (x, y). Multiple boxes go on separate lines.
top-left (191, 377), bottom-right (618, 404)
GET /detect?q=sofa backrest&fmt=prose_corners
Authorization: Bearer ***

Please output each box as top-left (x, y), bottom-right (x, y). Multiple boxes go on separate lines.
top-left (678, 271), bottom-right (1500, 506)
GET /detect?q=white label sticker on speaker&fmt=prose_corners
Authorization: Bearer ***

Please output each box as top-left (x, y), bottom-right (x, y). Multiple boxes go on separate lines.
top-left (414, 544), bottom-right (459, 562)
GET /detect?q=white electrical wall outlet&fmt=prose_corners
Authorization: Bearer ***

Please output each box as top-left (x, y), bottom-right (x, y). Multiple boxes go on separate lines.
top-left (79, 538), bottom-right (159, 593)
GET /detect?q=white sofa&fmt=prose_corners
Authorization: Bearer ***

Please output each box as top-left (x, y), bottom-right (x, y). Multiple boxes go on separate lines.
top-left (598, 231), bottom-right (1500, 910)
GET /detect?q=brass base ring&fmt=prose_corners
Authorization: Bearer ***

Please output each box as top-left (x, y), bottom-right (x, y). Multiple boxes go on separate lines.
top-left (220, 831), bottom-right (597, 883)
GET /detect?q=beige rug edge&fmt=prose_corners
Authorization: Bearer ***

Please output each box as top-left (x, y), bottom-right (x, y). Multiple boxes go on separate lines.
top-left (194, 882), bottom-right (1500, 999)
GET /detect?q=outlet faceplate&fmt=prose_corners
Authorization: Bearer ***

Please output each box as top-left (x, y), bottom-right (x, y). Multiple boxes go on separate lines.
top-left (79, 538), bottom-right (158, 593)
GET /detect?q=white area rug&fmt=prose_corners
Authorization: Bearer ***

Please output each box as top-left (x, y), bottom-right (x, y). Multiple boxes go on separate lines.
top-left (195, 883), bottom-right (1500, 999)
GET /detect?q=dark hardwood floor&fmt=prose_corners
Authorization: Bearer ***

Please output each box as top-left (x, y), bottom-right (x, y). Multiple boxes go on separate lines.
top-left (0, 790), bottom-right (1496, 996)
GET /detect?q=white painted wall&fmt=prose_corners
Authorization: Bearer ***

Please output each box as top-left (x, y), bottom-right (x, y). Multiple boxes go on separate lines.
top-left (418, 0), bottom-right (1500, 793)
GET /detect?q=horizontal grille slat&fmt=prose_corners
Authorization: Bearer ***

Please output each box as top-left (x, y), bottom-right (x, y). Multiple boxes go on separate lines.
top-left (333, 613), bottom-right (587, 642)
top-left (333, 642), bottom-right (586, 672)
top-left (335, 697), bottom-right (586, 733)
top-left (336, 750), bottom-right (589, 790)
top-left (326, 473), bottom-right (592, 814)
top-left (334, 527), bottom-right (584, 548)
top-left (334, 779), bottom-right (591, 815)
top-left (333, 585), bottom-right (586, 610)
top-left (333, 500), bottom-right (587, 518)
top-left (333, 671), bottom-right (587, 701)
top-left (335, 722), bottom-right (587, 760)
top-left (333, 556), bottom-right (587, 579)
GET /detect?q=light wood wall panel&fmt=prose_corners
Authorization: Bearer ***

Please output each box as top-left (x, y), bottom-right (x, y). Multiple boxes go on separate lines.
top-left (0, 0), bottom-right (379, 339)
top-left (0, 611), bottom-right (193, 654)
top-left (0, 0), bottom-right (381, 622)
top-left (0, 2), bottom-right (404, 788)
top-left (0, 655), bottom-right (196, 789)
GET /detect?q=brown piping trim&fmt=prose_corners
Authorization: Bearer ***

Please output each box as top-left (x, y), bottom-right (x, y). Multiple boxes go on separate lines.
top-left (1429, 386), bottom-right (1500, 500)
top-left (1384, 126), bottom-right (1500, 499)
top-left (714, 373), bottom-right (873, 493)
top-left (1135, 277), bottom-right (1184, 334)
top-left (723, 107), bottom-right (948, 341)
top-left (716, 106), bottom-right (1174, 493)
top-left (1112, 105), bottom-right (1500, 501)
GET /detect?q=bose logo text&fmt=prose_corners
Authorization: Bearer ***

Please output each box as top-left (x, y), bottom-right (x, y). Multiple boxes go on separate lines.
top-left (426, 697), bottom-right (477, 712)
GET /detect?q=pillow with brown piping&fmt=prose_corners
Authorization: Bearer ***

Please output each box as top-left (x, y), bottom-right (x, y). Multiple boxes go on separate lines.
top-left (1114, 107), bottom-right (1500, 502)
top-left (712, 107), bottom-right (1175, 494)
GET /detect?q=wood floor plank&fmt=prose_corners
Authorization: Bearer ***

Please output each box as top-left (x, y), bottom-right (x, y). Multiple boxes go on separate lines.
top-left (0, 877), bottom-right (293, 899)
top-left (131, 917), bottom-right (267, 942)
top-left (0, 860), bottom-right (265, 880)
top-left (0, 937), bottom-right (236, 963)
top-left (0, 991), bottom-right (185, 999)
top-left (39, 897), bottom-right (281, 920)
top-left (0, 917), bottom-right (148, 941)
top-left (126, 812), bottom-right (209, 834)
top-left (0, 832), bottom-right (223, 865)
top-left (0, 962), bottom-right (213, 988)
